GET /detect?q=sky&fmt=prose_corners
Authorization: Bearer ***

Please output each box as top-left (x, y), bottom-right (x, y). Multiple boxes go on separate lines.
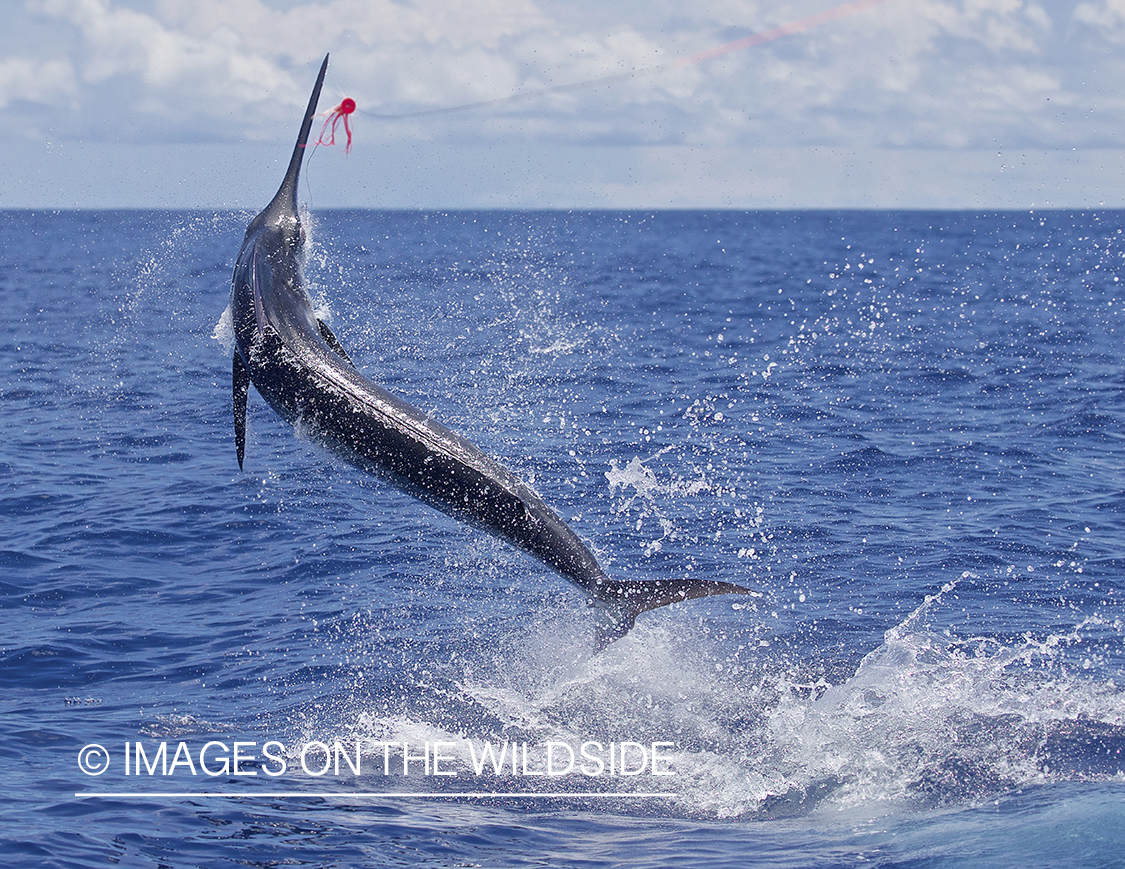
top-left (2, 0), bottom-right (1124, 209)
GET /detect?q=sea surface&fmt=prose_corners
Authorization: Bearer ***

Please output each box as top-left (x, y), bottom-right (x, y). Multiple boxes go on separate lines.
top-left (2, 208), bottom-right (1124, 868)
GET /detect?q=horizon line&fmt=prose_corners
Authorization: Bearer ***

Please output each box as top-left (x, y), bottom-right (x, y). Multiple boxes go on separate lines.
top-left (75, 790), bottom-right (681, 799)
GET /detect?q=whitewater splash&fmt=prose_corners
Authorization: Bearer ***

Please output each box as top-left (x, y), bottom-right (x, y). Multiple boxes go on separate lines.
top-left (264, 576), bottom-right (1125, 819)
top-left (175, 209), bottom-right (1125, 821)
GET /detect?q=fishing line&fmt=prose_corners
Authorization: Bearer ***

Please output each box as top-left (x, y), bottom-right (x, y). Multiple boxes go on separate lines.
top-left (360, 0), bottom-right (894, 120)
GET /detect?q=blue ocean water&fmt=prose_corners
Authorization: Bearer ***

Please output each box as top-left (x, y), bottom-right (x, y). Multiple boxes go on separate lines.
top-left (2, 208), bottom-right (1123, 867)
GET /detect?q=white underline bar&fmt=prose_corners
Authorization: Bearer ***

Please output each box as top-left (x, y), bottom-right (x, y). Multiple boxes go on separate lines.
top-left (75, 791), bottom-right (679, 799)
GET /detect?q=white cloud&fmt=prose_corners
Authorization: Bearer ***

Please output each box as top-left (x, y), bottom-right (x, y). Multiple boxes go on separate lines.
top-left (1073, 0), bottom-right (1125, 42)
top-left (14, 0), bottom-right (1102, 149)
top-left (0, 56), bottom-right (78, 109)
top-left (32, 0), bottom-right (300, 107)
top-left (4, 0), bottom-right (1125, 206)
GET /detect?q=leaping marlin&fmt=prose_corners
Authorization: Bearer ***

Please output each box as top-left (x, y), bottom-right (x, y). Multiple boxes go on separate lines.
top-left (227, 54), bottom-right (757, 647)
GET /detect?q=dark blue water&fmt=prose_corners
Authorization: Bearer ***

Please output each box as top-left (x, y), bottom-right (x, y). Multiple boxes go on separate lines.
top-left (3, 209), bottom-right (1123, 867)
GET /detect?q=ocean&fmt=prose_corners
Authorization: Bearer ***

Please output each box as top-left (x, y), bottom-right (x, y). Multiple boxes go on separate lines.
top-left (2, 208), bottom-right (1123, 867)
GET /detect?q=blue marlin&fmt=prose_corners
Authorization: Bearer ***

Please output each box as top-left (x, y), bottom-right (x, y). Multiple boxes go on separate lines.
top-left (228, 55), bottom-right (756, 646)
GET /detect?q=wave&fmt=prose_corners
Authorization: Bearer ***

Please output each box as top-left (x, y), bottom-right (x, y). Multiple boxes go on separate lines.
top-left (258, 578), bottom-right (1124, 820)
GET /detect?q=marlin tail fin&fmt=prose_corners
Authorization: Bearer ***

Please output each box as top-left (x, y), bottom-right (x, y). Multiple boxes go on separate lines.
top-left (592, 577), bottom-right (760, 650)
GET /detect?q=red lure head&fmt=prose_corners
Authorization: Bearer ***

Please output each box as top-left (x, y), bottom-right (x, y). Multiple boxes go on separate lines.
top-left (315, 98), bottom-right (356, 153)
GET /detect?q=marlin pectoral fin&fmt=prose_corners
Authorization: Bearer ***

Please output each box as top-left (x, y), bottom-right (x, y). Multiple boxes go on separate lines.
top-left (233, 351), bottom-right (250, 470)
top-left (318, 318), bottom-right (355, 367)
top-left (593, 577), bottom-right (760, 650)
